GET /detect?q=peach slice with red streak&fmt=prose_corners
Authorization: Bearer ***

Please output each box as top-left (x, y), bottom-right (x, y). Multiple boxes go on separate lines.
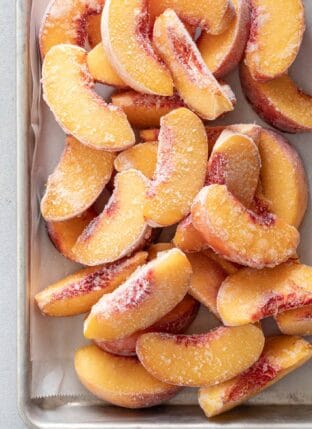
top-left (42, 45), bottom-right (135, 151)
top-left (275, 305), bottom-right (312, 336)
top-left (111, 91), bottom-right (184, 128)
top-left (198, 0), bottom-right (251, 78)
top-left (96, 294), bottom-right (199, 356)
top-left (153, 10), bottom-right (235, 120)
top-left (72, 169), bottom-right (150, 266)
top-left (240, 64), bottom-right (312, 133)
top-left (87, 13), bottom-right (102, 48)
top-left (39, 0), bottom-right (105, 57)
top-left (217, 262), bottom-right (312, 326)
top-left (137, 324), bottom-right (264, 387)
top-left (245, 0), bottom-right (305, 81)
top-left (144, 108), bottom-right (208, 227)
top-left (35, 251), bottom-right (147, 317)
top-left (114, 141), bottom-right (158, 180)
top-left (47, 207), bottom-right (97, 262)
top-left (40, 136), bottom-right (115, 222)
top-left (173, 215), bottom-right (209, 253)
top-left (192, 185), bottom-right (299, 269)
top-left (75, 345), bottom-right (181, 408)
top-left (147, 242), bottom-right (174, 260)
top-left (102, 0), bottom-right (173, 95)
top-left (199, 336), bottom-right (312, 417)
top-left (84, 248), bottom-right (192, 340)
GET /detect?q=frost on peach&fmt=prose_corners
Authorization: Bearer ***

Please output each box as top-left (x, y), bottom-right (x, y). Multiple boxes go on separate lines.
top-left (276, 305), bottom-right (312, 336)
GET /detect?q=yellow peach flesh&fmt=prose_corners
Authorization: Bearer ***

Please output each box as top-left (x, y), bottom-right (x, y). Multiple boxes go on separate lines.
top-left (114, 141), bottom-right (158, 179)
top-left (276, 305), bottom-right (312, 336)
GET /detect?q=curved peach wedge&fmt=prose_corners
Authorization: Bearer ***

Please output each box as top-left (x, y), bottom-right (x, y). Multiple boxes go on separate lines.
top-left (275, 305), bottom-right (312, 336)
top-left (75, 345), bottom-right (181, 408)
top-left (203, 249), bottom-right (239, 275)
top-left (199, 336), bottom-right (312, 417)
top-left (102, 0), bottom-right (173, 95)
top-left (41, 136), bottom-right (115, 221)
top-left (137, 324), bottom-right (265, 387)
top-left (84, 248), bottom-right (192, 340)
top-left (72, 169), bottom-right (149, 266)
top-left (173, 215), bottom-right (208, 253)
top-left (153, 10), bottom-right (235, 120)
top-left (147, 242), bottom-right (174, 260)
top-left (111, 91), bottom-right (184, 128)
top-left (42, 45), bottom-right (135, 151)
top-left (245, 0), bottom-right (305, 81)
top-left (87, 13), bottom-right (102, 48)
top-left (35, 251), bottom-right (147, 317)
top-left (144, 108), bottom-right (208, 227)
top-left (217, 262), bottom-right (312, 326)
top-left (191, 185), bottom-right (299, 269)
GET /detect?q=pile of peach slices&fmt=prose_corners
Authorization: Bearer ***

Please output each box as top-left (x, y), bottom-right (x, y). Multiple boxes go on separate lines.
top-left (35, 0), bottom-right (312, 419)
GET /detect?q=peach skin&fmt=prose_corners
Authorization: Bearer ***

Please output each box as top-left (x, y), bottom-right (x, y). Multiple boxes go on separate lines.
top-left (173, 215), bottom-right (209, 253)
top-left (87, 13), bottom-right (102, 48)
top-left (35, 251), bottom-right (147, 317)
top-left (75, 345), bottom-right (181, 408)
top-left (191, 185), bottom-right (299, 269)
top-left (40, 136), bottom-right (115, 222)
top-left (101, 0), bottom-right (173, 95)
top-left (84, 248), bottom-right (192, 340)
top-left (147, 242), bottom-right (174, 260)
top-left (72, 169), bottom-right (149, 266)
top-left (275, 305), bottom-right (312, 336)
top-left (136, 324), bottom-right (265, 387)
top-left (245, 0), bottom-right (305, 81)
top-left (144, 108), bottom-right (208, 227)
top-left (199, 336), bottom-right (312, 417)
top-left (42, 45), bottom-right (135, 151)
top-left (217, 262), bottom-right (312, 326)
top-left (153, 10), bottom-right (235, 120)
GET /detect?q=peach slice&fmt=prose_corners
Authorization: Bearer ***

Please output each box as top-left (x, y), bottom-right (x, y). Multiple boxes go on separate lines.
top-left (35, 251), bottom-right (147, 317)
top-left (139, 128), bottom-right (160, 142)
top-left (47, 208), bottom-right (97, 262)
top-left (203, 249), bottom-right (239, 275)
top-left (96, 294), bottom-right (199, 356)
top-left (206, 130), bottom-right (261, 207)
top-left (198, 0), bottom-right (251, 78)
top-left (153, 10), bottom-right (235, 120)
top-left (111, 91), bottom-right (184, 128)
top-left (72, 169), bottom-right (149, 266)
top-left (245, 0), bottom-right (305, 81)
top-left (144, 108), bottom-right (208, 227)
top-left (87, 43), bottom-right (127, 87)
top-left (148, 0), bottom-right (235, 34)
top-left (75, 345), bottom-right (181, 408)
top-left (114, 141), bottom-right (158, 180)
top-left (199, 336), bottom-right (312, 417)
top-left (84, 248), bottom-right (192, 340)
top-left (137, 324), bottom-right (264, 387)
top-left (173, 215), bottom-right (209, 253)
top-left (275, 305), bottom-right (312, 336)
top-left (42, 45), bottom-right (134, 151)
top-left (102, 0), bottom-right (173, 95)
top-left (217, 262), bottom-right (312, 326)
top-left (87, 13), bottom-right (102, 48)
top-left (39, 0), bottom-right (105, 57)
top-left (147, 242), bottom-right (174, 260)
top-left (40, 136), bottom-right (115, 221)
top-left (191, 185), bottom-right (299, 269)
top-left (240, 64), bottom-right (312, 133)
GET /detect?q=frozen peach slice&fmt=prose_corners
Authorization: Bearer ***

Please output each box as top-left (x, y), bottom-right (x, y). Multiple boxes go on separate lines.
top-left (42, 45), bottom-right (135, 151)
top-left (111, 91), bottom-right (184, 128)
top-left (148, 0), bottom-right (235, 34)
top-left (40, 136), bottom-right (115, 222)
top-left (137, 324), bottom-right (264, 387)
top-left (96, 294), bottom-right (199, 356)
top-left (39, 0), bottom-right (105, 57)
top-left (114, 141), bottom-right (157, 180)
top-left (75, 345), bottom-right (181, 408)
top-left (72, 169), bottom-right (149, 266)
top-left (102, 0), bottom-right (173, 95)
top-left (198, 0), bottom-right (250, 78)
top-left (191, 185), bottom-right (299, 269)
top-left (217, 262), bottom-right (312, 326)
top-left (153, 10), bottom-right (235, 120)
top-left (147, 242), bottom-right (174, 260)
top-left (84, 248), bottom-right (192, 340)
top-left (258, 129), bottom-right (308, 227)
top-left (240, 64), bottom-right (312, 133)
top-left (47, 208), bottom-right (97, 262)
top-left (275, 305), bottom-right (312, 336)
top-left (245, 0), bottom-right (305, 81)
top-left (35, 251), bottom-right (147, 317)
top-left (139, 128), bottom-right (160, 142)
top-left (173, 215), bottom-right (209, 253)
top-left (203, 249), bottom-right (239, 275)
top-left (206, 130), bottom-right (261, 207)
top-left (144, 108), bottom-right (208, 227)
top-left (87, 13), bottom-right (102, 48)
top-left (87, 43), bottom-right (127, 87)
top-left (199, 336), bottom-right (312, 417)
